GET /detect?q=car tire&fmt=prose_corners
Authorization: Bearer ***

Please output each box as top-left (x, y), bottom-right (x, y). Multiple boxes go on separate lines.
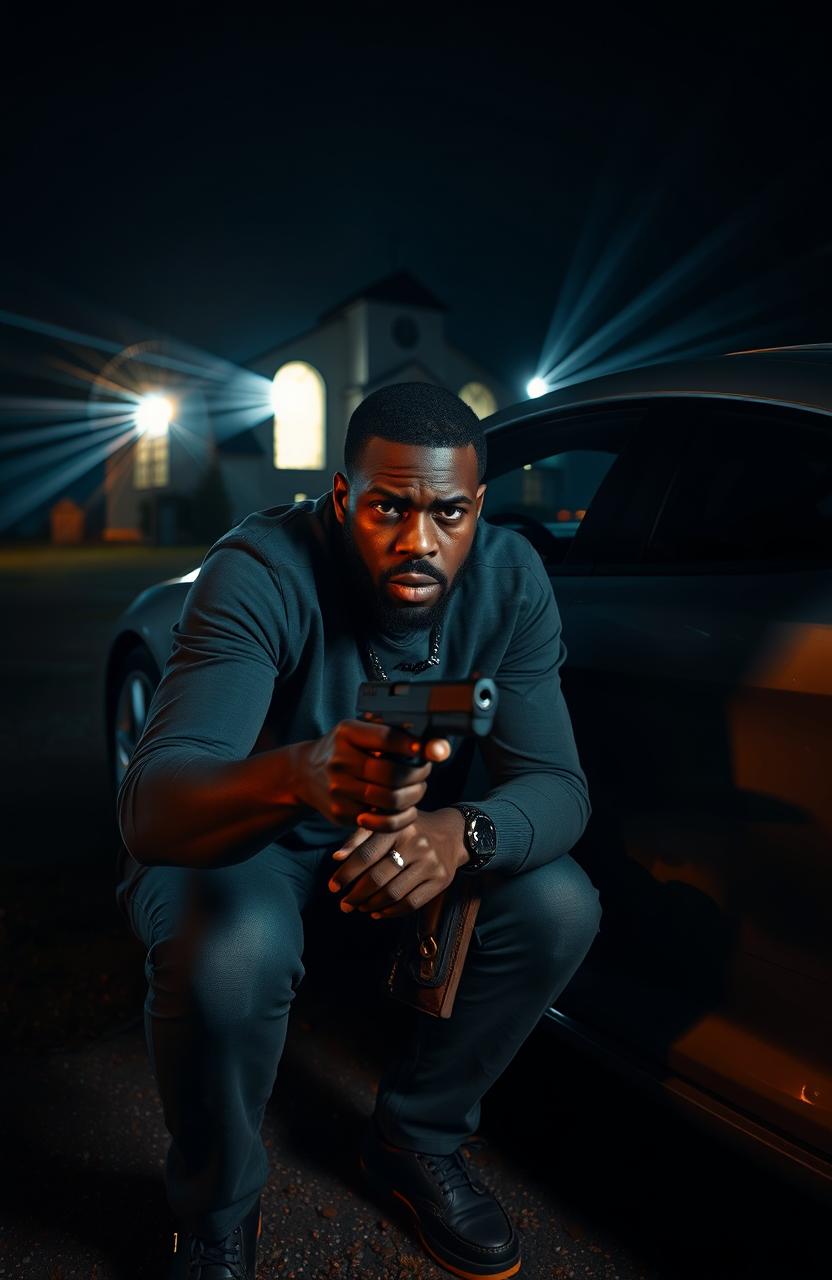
top-left (109, 644), bottom-right (160, 797)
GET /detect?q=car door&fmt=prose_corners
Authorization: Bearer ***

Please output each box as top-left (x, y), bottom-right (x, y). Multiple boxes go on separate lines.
top-left (475, 398), bottom-right (686, 834)
top-left (559, 397), bottom-right (832, 1160)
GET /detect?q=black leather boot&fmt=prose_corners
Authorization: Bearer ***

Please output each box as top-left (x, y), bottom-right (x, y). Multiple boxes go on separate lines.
top-left (359, 1117), bottom-right (521, 1278)
top-left (168, 1195), bottom-right (262, 1279)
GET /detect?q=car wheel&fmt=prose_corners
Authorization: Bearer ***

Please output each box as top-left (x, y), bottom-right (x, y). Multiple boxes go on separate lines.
top-left (110, 644), bottom-right (160, 794)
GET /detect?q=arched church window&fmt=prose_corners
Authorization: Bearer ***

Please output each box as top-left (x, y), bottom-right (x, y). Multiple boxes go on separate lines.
top-left (458, 381), bottom-right (497, 420)
top-left (272, 362), bottom-right (326, 470)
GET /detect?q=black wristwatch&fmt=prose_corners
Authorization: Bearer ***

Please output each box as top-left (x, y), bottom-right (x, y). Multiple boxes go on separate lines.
top-left (453, 804), bottom-right (497, 875)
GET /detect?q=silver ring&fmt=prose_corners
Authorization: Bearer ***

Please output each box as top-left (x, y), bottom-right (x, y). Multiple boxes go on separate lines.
top-left (389, 848), bottom-right (405, 868)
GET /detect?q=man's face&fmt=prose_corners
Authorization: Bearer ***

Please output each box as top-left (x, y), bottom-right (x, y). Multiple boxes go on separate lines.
top-left (332, 437), bottom-right (486, 634)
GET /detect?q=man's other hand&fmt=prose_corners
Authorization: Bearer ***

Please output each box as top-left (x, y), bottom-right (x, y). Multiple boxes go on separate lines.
top-left (326, 807), bottom-right (467, 917)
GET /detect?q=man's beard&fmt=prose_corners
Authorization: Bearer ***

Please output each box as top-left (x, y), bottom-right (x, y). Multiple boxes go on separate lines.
top-left (338, 515), bottom-right (472, 636)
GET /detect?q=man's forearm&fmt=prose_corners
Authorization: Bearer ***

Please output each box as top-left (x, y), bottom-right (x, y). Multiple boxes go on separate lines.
top-left (118, 743), bottom-right (311, 869)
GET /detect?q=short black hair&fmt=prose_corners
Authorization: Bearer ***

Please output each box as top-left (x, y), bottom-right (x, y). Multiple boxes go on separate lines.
top-left (343, 382), bottom-right (487, 485)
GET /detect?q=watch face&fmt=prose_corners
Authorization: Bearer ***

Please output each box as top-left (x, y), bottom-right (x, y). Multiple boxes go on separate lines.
top-left (469, 812), bottom-right (497, 856)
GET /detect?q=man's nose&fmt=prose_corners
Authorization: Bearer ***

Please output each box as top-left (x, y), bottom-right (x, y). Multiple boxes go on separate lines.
top-left (395, 511), bottom-right (438, 557)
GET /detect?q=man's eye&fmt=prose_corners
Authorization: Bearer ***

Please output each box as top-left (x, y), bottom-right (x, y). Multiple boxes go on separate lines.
top-left (371, 503), bottom-right (466, 521)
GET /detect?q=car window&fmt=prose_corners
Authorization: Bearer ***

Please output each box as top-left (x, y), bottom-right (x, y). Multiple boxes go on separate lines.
top-left (478, 409), bottom-right (642, 570)
top-left (482, 448), bottom-right (618, 567)
top-left (643, 406), bottom-right (832, 571)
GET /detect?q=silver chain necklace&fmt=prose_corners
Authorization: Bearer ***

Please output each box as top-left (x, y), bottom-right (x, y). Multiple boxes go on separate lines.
top-left (365, 623), bottom-right (442, 680)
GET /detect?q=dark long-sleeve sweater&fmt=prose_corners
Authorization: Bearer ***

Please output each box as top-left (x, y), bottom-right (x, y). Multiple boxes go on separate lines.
top-left (117, 490), bottom-right (591, 875)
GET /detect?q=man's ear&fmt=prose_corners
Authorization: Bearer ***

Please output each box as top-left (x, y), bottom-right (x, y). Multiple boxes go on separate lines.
top-left (332, 472), bottom-right (350, 524)
top-left (475, 482), bottom-right (486, 518)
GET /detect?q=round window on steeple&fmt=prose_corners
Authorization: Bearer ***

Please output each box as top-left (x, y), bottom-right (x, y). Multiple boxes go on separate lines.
top-left (392, 315), bottom-right (420, 349)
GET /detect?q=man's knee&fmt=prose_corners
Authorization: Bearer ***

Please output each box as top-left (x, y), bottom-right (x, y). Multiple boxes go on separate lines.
top-left (145, 899), bottom-right (305, 1025)
top-left (515, 854), bottom-right (603, 963)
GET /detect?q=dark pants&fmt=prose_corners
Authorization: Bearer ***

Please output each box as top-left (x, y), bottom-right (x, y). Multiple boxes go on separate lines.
top-left (115, 840), bottom-right (602, 1241)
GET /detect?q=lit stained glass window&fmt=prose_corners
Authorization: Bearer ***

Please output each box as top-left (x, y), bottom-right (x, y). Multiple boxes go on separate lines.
top-left (458, 381), bottom-right (497, 420)
top-left (272, 362), bottom-right (326, 469)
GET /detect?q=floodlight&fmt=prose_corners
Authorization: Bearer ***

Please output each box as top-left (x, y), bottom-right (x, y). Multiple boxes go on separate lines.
top-left (136, 394), bottom-right (174, 436)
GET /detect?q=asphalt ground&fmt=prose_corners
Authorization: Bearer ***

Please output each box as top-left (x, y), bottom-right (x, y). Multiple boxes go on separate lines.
top-left (0, 544), bottom-right (827, 1279)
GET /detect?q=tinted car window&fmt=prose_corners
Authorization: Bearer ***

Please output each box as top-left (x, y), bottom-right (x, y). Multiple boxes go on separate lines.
top-left (478, 409), bottom-right (647, 570)
top-left (482, 448), bottom-right (618, 566)
top-left (644, 407), bottom-right (832, 569)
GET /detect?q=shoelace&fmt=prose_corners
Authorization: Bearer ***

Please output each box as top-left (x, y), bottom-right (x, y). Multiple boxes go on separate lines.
top-left (418, 1149), bottom-right (485, 1197)
top-left (188, 1226), bottom-right (244, 1277)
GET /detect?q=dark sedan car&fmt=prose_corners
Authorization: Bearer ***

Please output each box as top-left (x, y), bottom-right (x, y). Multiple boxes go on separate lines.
top-left (106, 343), bottom-right (832, 1199)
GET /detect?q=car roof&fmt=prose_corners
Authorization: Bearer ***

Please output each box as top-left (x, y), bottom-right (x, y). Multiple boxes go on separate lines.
top-left (483, 345), bottom-right (832, 436)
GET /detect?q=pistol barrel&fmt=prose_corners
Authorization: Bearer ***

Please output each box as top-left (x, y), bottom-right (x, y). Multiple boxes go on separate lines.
top-left (356, 677), bottom-right (498, 745)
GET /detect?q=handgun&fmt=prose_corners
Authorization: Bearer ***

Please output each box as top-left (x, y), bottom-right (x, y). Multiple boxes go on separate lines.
top-left (355, 677), bottom-right (498, 766)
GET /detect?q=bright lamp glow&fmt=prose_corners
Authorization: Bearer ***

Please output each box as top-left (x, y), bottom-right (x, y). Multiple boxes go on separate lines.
top-left (135, 394), bottom-right (174, 437)
top-left (526, 377), bottom-right (549, 399)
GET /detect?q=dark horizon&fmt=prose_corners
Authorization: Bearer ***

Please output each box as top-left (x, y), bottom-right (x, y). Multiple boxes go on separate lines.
top-left (3, 16), bottom-right (831, 379)
top-left (2, 13), bottom-right (831, 533)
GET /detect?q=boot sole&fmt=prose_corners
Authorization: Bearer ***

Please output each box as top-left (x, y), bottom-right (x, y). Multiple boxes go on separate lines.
top-left (358, 1153), bottom-right (522, 1279)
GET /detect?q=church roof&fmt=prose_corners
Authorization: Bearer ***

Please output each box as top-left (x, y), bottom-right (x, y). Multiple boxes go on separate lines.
top-left (317, 270), bottom-right (447, 323)
top-left (245, 270), bottom-right (448, 368)
top-left (363, 358), bottom-right (445, 391)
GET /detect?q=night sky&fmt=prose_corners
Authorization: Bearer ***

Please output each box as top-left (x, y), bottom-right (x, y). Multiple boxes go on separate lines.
top-left (2, 11), bottom-right (831, 411)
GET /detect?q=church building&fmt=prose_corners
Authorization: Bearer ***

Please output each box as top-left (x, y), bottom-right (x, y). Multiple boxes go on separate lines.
top-left (104, 271), bottom-right (511, 545)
